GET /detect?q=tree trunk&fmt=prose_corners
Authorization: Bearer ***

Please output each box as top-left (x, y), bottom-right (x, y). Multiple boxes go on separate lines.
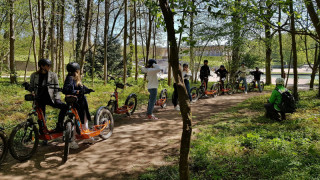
top-left (310, 44), bottom-right (319, 89)
top-left (189, 0), bottom-right (195, 83)
top-left (50, 0), bottom-right (56, 72)
top-left (264, 4), bottom-right (272, 85)
top-left (24, 38), bottom-right (33, 82)
top-left (278, 4), bottom-right (284, 78)
top-left (9, 0), bottom-right (16, 84)
top-left (129, 0), bottom-right (134, 75)
top-left (87, 0), bottom-right (94, 48)
top-left (29, 0), bottom-right (38, 71)
top-left (80, 0), bottom-right (92, 74)
top-left (230, 0), bottom-right (241, 78)
top-left (123, 0), bottom-right (127, 84)
top-left (167, 37), bottom-right (171, 86)
top-left (159, 1), bottom-right (192, 179)
top-left (134, 0), bottom-right (138, 81)
top-left (60, 0), bottom-right (65, 80)
top-left (145, 9), bottom-right (153, 64)
top-left (290, 0), bottom-right (298, 99)
top-left (37, 0), bottom-right (42, 60)
top-left (75, 0), bottom-right (85, 63)
top-left (104, 0), bottom-right (110, 84)
top-left (92, 1), bottom-right (100, 86)
top-left (41, 0), bottom-right (47, 59)
top-left (304, 0), bottom-right (320, 40)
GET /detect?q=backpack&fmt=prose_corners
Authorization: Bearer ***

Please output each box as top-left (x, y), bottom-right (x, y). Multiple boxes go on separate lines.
top-left (276, 87), bottom-right (296, 113)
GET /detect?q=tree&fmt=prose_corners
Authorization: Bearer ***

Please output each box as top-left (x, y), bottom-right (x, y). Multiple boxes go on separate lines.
top-left (123, 0), bottom-right (127, 84)
top-left (290, 0), bottom-right (298, 99)
top-left (104, 0), bottom-right (110, 84)
top-left (159, 0), bottom-right (192, 179)
top-left (9, 0), bottom-right (16, 84)
top-left (29, 0), bottom-right (38, 71)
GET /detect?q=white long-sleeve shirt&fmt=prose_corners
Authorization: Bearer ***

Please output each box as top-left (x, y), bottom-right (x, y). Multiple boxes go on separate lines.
top-left (182, 70), bottom-right (192, 80)
top-left (141, 64), bottom-right (161, 89)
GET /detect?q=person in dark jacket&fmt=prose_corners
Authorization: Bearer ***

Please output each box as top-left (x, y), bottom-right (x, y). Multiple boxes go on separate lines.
top-left (27, 59), bottom-right (67, 133)
top-left (250, 67), bottom-right (264, 92)
top-left (215, 65), bottom-right (228, 91)
top-left (63, 62), bottom-right (95, 148)
top-left (200, 60), bottom-right (210, 90)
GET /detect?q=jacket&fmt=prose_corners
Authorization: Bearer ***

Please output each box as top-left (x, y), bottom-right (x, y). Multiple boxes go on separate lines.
top-left (63, 75), bottom-right (91, 123)
top-left (269, 85), bottom-right (287, 111)
top-left (200, 65), bottom-right (210, 79)
top-left (237, 66), bottom-right (248, 78)
top-left (141, 64), bottom-right (161, 89)
top-left (250, 71), bottom-right (264, 81)
top-left (215, 69), bottom-right (228, 79)
top-left (29, 71), bottom-right (61, 103)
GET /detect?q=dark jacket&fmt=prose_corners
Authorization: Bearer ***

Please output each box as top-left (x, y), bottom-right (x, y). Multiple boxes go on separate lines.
top-left (250, 71), bottom-right (264, 81)
top-left (200, 65), bottom-right (210, 79)
top-left (63, 75), bottom-right (91, 123)
top-left (215, 69), bottom-right (228, 79)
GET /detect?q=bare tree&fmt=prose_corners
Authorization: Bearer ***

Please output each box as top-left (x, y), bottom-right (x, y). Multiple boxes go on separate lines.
top-left (9, 0), bottom-right (16, 83)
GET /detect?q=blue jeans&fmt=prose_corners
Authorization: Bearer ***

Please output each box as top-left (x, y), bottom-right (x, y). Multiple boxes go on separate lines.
top-left (147, 88), bottom-right (157, 115)
top-left (184, 79), bottom-right (192, 101)
top-left (239, 77), bottom-right (247, 92)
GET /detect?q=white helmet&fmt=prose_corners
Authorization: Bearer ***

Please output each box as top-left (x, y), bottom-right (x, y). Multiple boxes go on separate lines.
top-left (276, 78), bottom-right (284, 85)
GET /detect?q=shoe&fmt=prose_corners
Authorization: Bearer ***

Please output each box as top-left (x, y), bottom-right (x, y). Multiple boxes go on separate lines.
top-left (82, 137), bottom-right (95, 144)
top-left (245, 91), bottom-right (247, 94)
top-left (174, 106), bottom-right (180, 111)
top-left (204, 95), bottom-right (208, 98)
top-left (147, 114), bottom-right (158, 120)
top-left (70, 141), bottom-right (79, 149)
top-left (192, 100), bottom-right (197, 103)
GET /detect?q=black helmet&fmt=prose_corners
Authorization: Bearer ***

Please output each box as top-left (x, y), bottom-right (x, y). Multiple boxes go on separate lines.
top-left (147, 59), bottom-right (157, 68)
top-left (220, 65), bottom-right (225, 68)
top-left (38, 59), bottom-right (52, 67)
top-left (183, 63), bottom-right (188, 68)
top-left (67, 62), bottom-right (80, 73)
top-left (204, 60), bottom-right (208, 63)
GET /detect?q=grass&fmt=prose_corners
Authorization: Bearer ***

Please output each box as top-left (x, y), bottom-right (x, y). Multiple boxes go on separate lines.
top-left (138, 89), bottom-right (320, 179)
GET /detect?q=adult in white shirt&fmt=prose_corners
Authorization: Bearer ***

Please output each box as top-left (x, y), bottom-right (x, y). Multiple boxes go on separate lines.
top-left (182, 63), bottom-right (192, 102)
top-left (141, 59), bottom-right (161, 119)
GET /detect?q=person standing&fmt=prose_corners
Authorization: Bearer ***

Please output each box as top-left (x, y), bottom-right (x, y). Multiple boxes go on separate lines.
top-left (200, 60), bottom-right (210, 90)
top-left (250, 67), bottom-right (264, 92)
top-left (182, 63), bottom-right (192, 102)
top-left (141, 59), bottom-right (161, 119)
top-left (215, 65), bottom-right (228, 92)
top-left (27, 59), bottom-right (67, 133)
top-left (237, 62), bottom-right (248, 94)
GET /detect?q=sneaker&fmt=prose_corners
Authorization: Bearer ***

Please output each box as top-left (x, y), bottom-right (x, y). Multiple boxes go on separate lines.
top-left (70, 141), bottom-right (79, 149)
top-left (82, 137), bottom-right (95, 144)
top-left (174, 106), bottom-right (180, 111)
top-left (245, 91), bottom-right (247, 94)
top-left (147, 114), bottom-right (158, 120)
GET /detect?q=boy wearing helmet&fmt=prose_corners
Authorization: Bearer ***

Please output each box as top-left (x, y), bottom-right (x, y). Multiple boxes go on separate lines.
top-left (200, 60), bottom-right (211, 90)
top-left (215, 65), bottom-right (228, 92)
top-left (27, 59), bottom-right (67, 133)
top-left (141, 59), bottom-right (161, 119)
top-left (236, 62), bottom-right (248, 94)
top-left (264, 78), bottom-right (287, 121)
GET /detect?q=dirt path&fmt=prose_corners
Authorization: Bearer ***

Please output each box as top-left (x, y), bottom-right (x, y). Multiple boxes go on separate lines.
top-left (0, 92), bottom-right (265, 180)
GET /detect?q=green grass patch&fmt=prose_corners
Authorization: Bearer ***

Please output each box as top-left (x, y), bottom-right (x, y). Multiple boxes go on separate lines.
top-left (139, 90), bottom-right (320, 179)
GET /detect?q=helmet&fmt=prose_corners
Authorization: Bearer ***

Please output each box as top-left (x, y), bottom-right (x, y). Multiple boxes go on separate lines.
top-left (204, 60), bottom-right (208, 63)
top-left (67, 62), bottom-right (80, 73)
top-left (276, 78), bottom-right (284, 85)
top-left (38, 59), bottom-right (52, 67)
top-left (183, 63), bottom-right (188, 68)
top-left (220, 65), bottom-right (225, 68)
top-left (147, 59), bottom-right (157, 68)
top-left (241, 62), bottom-right (245, 65)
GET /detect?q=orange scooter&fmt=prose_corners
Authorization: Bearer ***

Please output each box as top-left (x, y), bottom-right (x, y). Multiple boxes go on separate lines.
top-left (63, 92), bottom-right (114, 163)
top-left (197, 76), bottom-right (219, 98)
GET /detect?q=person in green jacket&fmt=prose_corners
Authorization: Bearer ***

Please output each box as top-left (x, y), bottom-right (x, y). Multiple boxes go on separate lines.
top-left (264, 77), bottom-right (287, 121)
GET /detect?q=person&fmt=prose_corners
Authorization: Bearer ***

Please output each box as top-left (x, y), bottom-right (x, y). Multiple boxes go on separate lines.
top-left (215, 65), bottom-right (228, 92)
top-left (200, 60), bottom-right (210, 90)
top-left (264, 78), bottom-right (287, 121)
top-left (237, 62), bottom-right (248, 94)
top-left (250, 67), bottom-right (264, 92)
top-left (182, 63), bottom-right (192, 102)
top-left (27, 59), bottom-right (67, 134)
top-left (63, 62), bottom-right (95, 149)
top-left (141, 59), bottom-right (161, 119)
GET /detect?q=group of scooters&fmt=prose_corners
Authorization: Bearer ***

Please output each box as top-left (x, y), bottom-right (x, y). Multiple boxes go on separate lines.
top-left (0, 75), bottom-right (137, 165)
